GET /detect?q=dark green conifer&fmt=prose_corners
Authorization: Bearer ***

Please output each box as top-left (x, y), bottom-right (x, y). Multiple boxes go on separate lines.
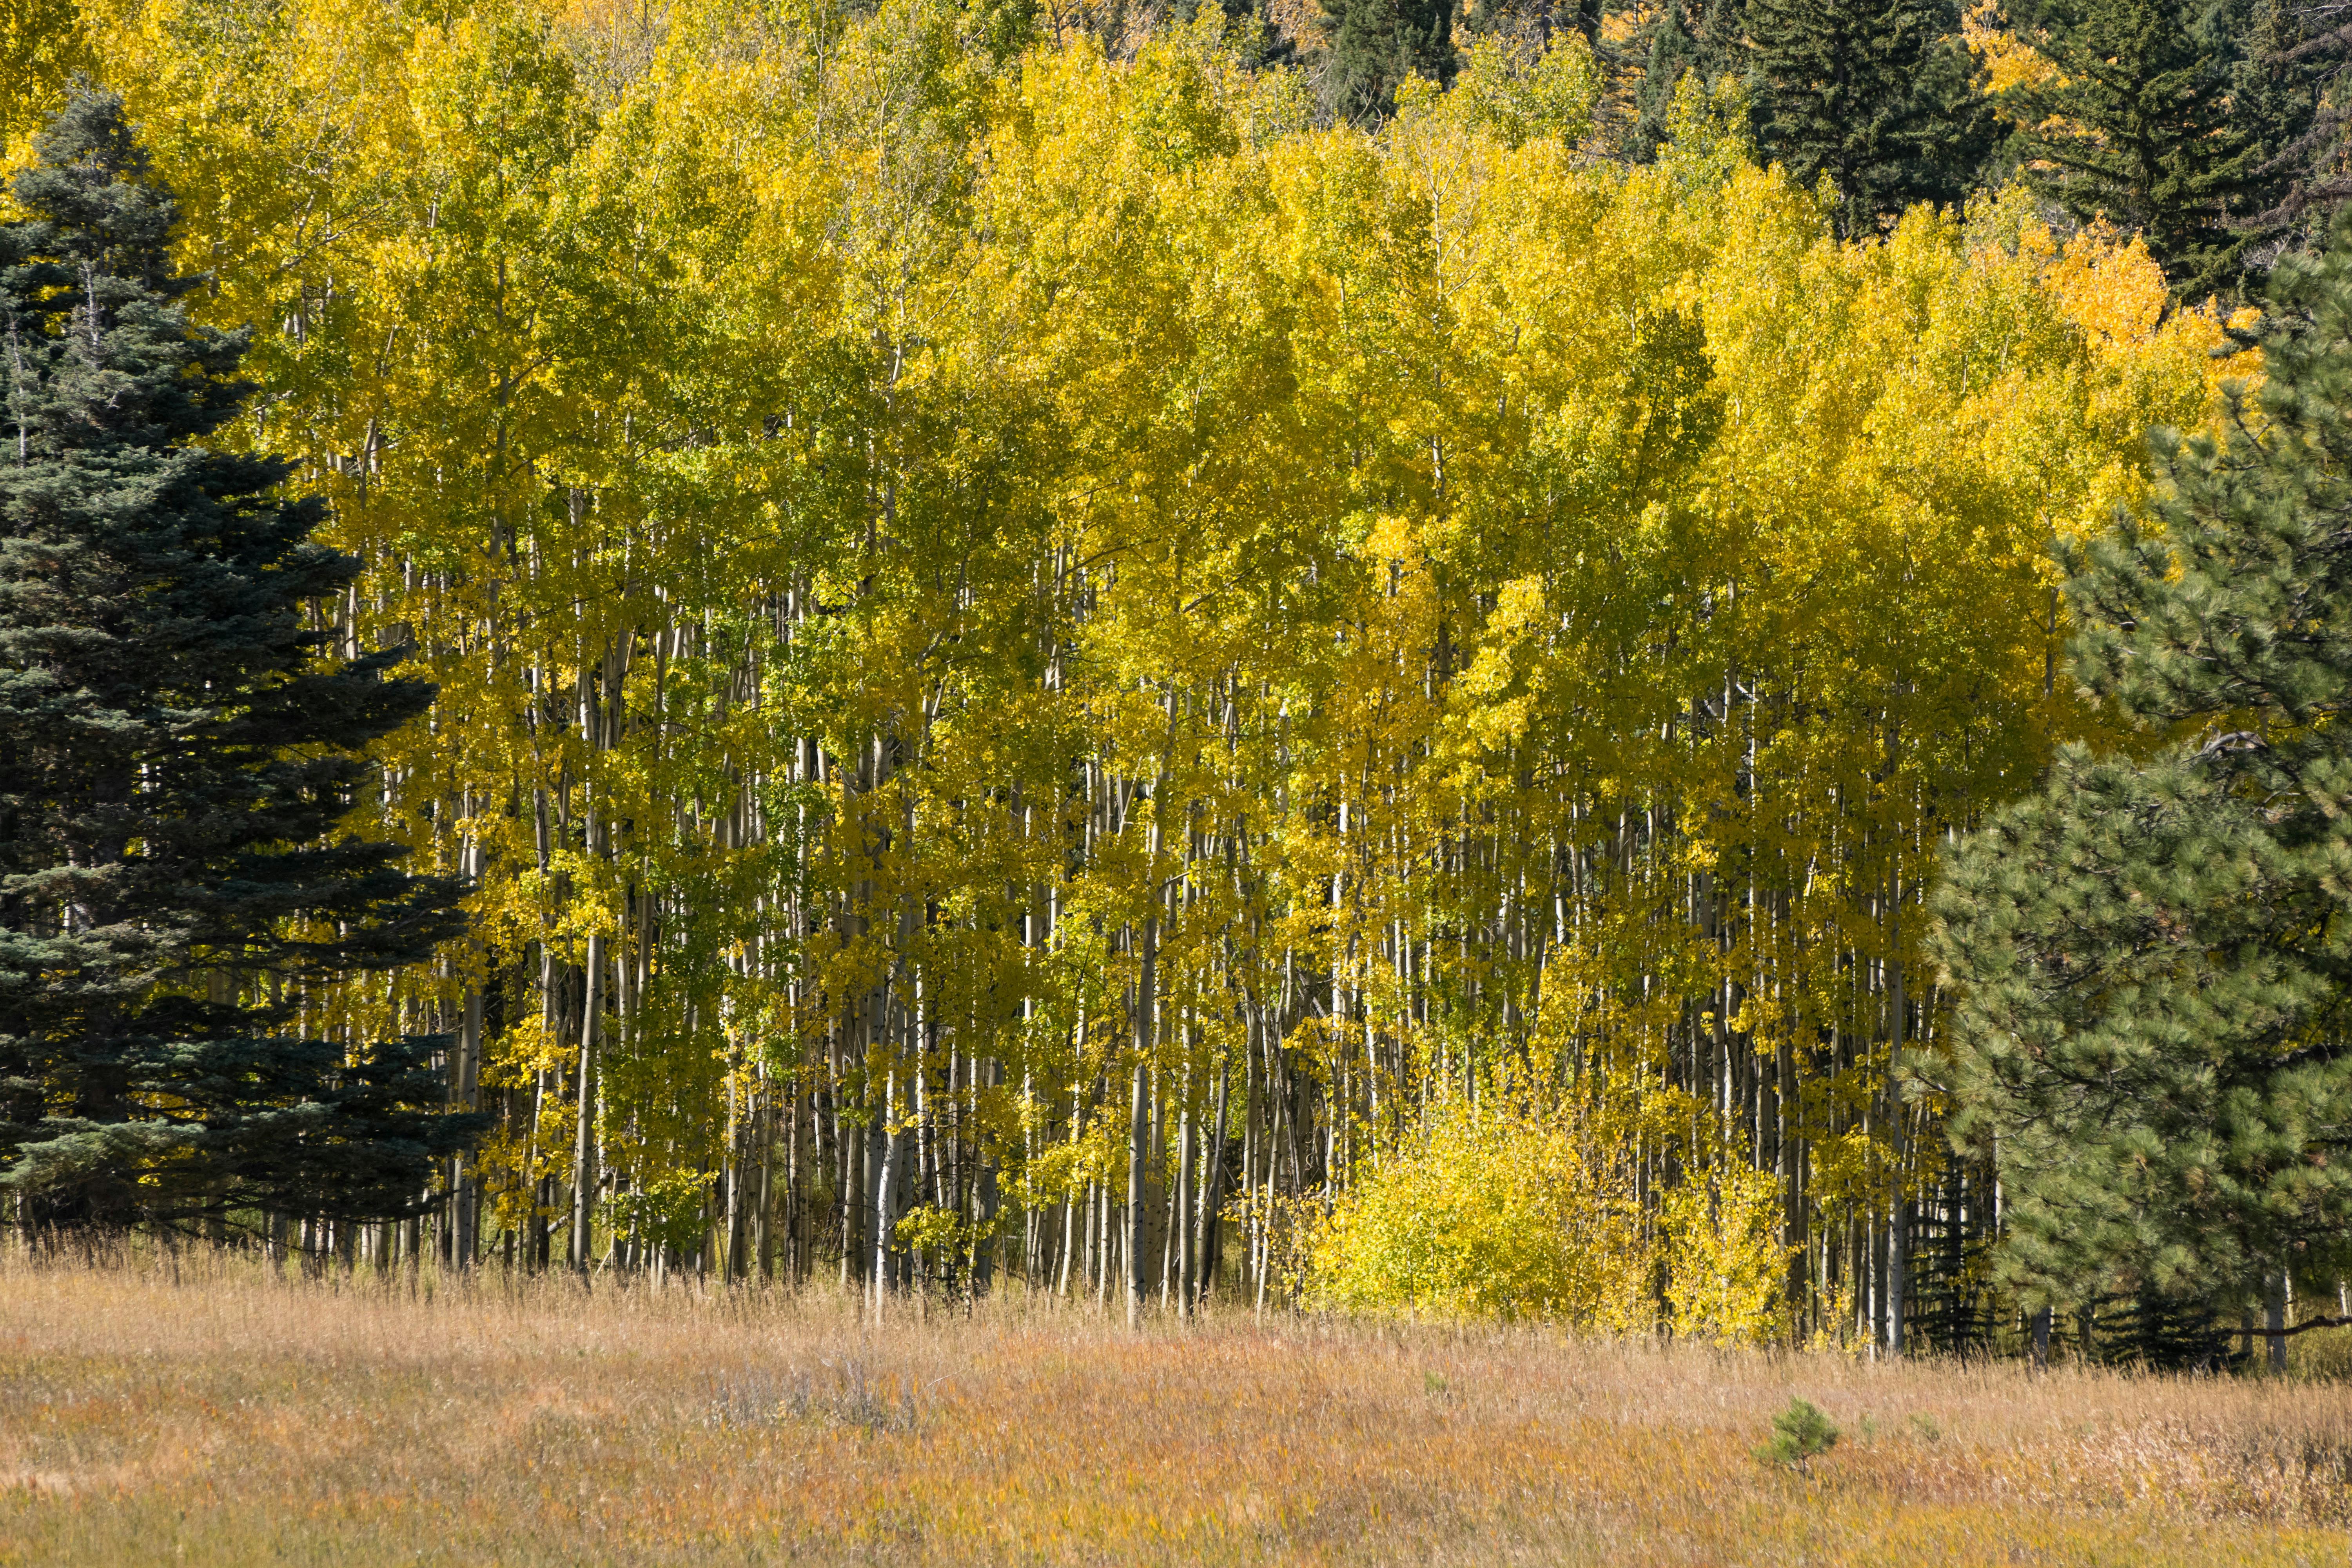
top-left (1629, 0), bottom-right (1707, 162)
top-left (1744, 0), bottom-right (1994, 237)
top-left (0, 90), bottom-right (476, 1234)
top-left (1463, 0), bottom-right (1599, 40)
top-left (2234, 0), bottom-right (2350, 253)
top-left (1928, 217), bottom-right (2352, 1336)
top-left (1321, 0), bottom-right (1457, 124)
top-left (1626, 0), bottom-right (1746, 162)
top-left (2009, 0), bottom-right (2272, 298)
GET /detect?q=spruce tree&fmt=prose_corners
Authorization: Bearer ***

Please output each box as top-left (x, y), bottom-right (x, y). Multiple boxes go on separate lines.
top-left (1929, 216), bottom-right (2352, 1336)
top-left (1745, 0), bottom-right (1995, 238)
top-left (0, 91), bottom-right (475, 1234)
top-left (2234, 0), bottom-right (2350, 252)
top-left (1320, 0), bottom-right (1457, 124)
top-left (1626, 0), bottom-right (1746, 163)
top-left (2009, 0), bottom-right (2272, 299)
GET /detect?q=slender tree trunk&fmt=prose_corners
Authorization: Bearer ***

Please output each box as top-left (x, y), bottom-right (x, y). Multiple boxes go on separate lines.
top-left (1176, 1060), bottom-right (1195, 1318)
top-left (1126, 1052), bottom-right (1149, 1329)
top-left (1884, 952), bottom-right (1907, 1357)
top-left (452, 828), bottom-right (483, 1271)
top-left (569, 930), bottom-right (605, 1272)
top-left (872, 1069), bottom-right (898, 1323)
top-left (1200, 1056), bottom-right (1229, 1303)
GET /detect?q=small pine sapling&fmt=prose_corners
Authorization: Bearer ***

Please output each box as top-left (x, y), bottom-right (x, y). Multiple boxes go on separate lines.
top-left (1755, 1397), bottom-right (1840, 1474)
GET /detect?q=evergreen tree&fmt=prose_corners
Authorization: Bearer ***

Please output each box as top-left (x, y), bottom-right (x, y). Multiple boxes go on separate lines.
top-left (1626, 0), bottom-right (1745, 162)
top-left (2234, 0), bottom-right (2351, 254)
top-left (1463, 0), bottom-right (1600, 41)
top-left (1203, 0), bottom-right (1299, 71)
top-left (0, 91), bottom-right (475, 1234)
top-left (2088, 1293), bottom-right (2238, 1370)
top-left (1929, 217), bottom-right (2352, 1331)
top-left (1630, 0), bottom-right (1706, 162)
top-left (1745, 0), bottom-right (1995, 237)
top-left (1321, 0), bottom-right (1457, 124)
top-left (2009, 0), bottom-right (2273, 299)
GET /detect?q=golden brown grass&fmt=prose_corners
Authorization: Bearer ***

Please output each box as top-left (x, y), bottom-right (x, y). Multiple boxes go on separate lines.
top-left (1, 1253), bottom-right (2348, 1566)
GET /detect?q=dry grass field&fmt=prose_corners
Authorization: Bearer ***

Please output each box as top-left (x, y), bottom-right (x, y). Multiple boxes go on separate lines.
top-left (2, 1256), bottom-right (2349, 1566)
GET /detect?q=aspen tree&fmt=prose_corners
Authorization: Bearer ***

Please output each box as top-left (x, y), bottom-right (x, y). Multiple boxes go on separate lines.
top-left (67, 0), bottom-right (2235, 1345)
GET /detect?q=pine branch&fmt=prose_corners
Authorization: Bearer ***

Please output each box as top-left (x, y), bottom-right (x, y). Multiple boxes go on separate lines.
top-left (2253, 1314), bottom-right (2352, 1338)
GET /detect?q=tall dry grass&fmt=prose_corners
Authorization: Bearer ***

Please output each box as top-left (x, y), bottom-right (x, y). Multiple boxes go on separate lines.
top-left (0, 1249), bottom-right (2346, 1565)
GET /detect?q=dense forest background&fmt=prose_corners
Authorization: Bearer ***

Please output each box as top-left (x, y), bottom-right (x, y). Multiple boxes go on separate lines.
top-left (0, 0), bottom-right (2337, 1355)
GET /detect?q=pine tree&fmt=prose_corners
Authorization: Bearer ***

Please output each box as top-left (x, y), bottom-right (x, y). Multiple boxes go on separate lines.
top-left (1321, 0), bottom-right (1457, 124)
top-left (2009, 0), bottom-right (2270, 299)
top-left (2089, 1292), bottom-right (2237, 1370)
top-left (1929, 216), bottom-right (2352, 1328)
top-left (0, 91), bottom-right (475, 1234)
top-left (1745, 0), bottom-right (1994, 238)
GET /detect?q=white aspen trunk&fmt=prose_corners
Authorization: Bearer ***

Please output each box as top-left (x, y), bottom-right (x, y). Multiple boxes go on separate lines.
top-left (724, 1067), bottom-right (744, 1282)
top-left (1176, 1059), bottom-right (1195, 1318)
top-left (454, 921), bottom-right (482, 1270)
top-left (1885, 953), bottom-right (1907, 1357)
top-left (569, 929), bottom-right (604, 1272)
top-left (1128, 773), bottom-right (1161, 1327)
top-left (1089, 1178), bottom-right (1105, 1307)
top-left (1126, 1051), bottom-right (1149, 1329)
top-left (872, 1069), bottom-right (898, 1322)
top-left (1199, 1056), bottom-right (1228, 1304)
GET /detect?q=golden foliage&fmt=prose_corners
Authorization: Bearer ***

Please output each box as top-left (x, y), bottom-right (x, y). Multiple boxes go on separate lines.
top-left (1307, 1096), bottom-right (1652, 1327)
top-left (52, 0), bottom-right (2238, 1329)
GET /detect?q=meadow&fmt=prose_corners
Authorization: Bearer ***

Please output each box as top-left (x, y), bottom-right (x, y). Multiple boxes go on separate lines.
top-left (0, 1255), bottom-right (2347, 1566)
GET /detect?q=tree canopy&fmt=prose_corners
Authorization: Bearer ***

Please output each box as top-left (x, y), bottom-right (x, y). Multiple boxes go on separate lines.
top-left (0, 0), bottom-right (2321, 1357)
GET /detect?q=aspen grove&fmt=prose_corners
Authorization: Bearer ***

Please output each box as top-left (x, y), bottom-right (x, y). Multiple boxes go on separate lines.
top-left (0, 0), bottom-right (2254, 1351)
